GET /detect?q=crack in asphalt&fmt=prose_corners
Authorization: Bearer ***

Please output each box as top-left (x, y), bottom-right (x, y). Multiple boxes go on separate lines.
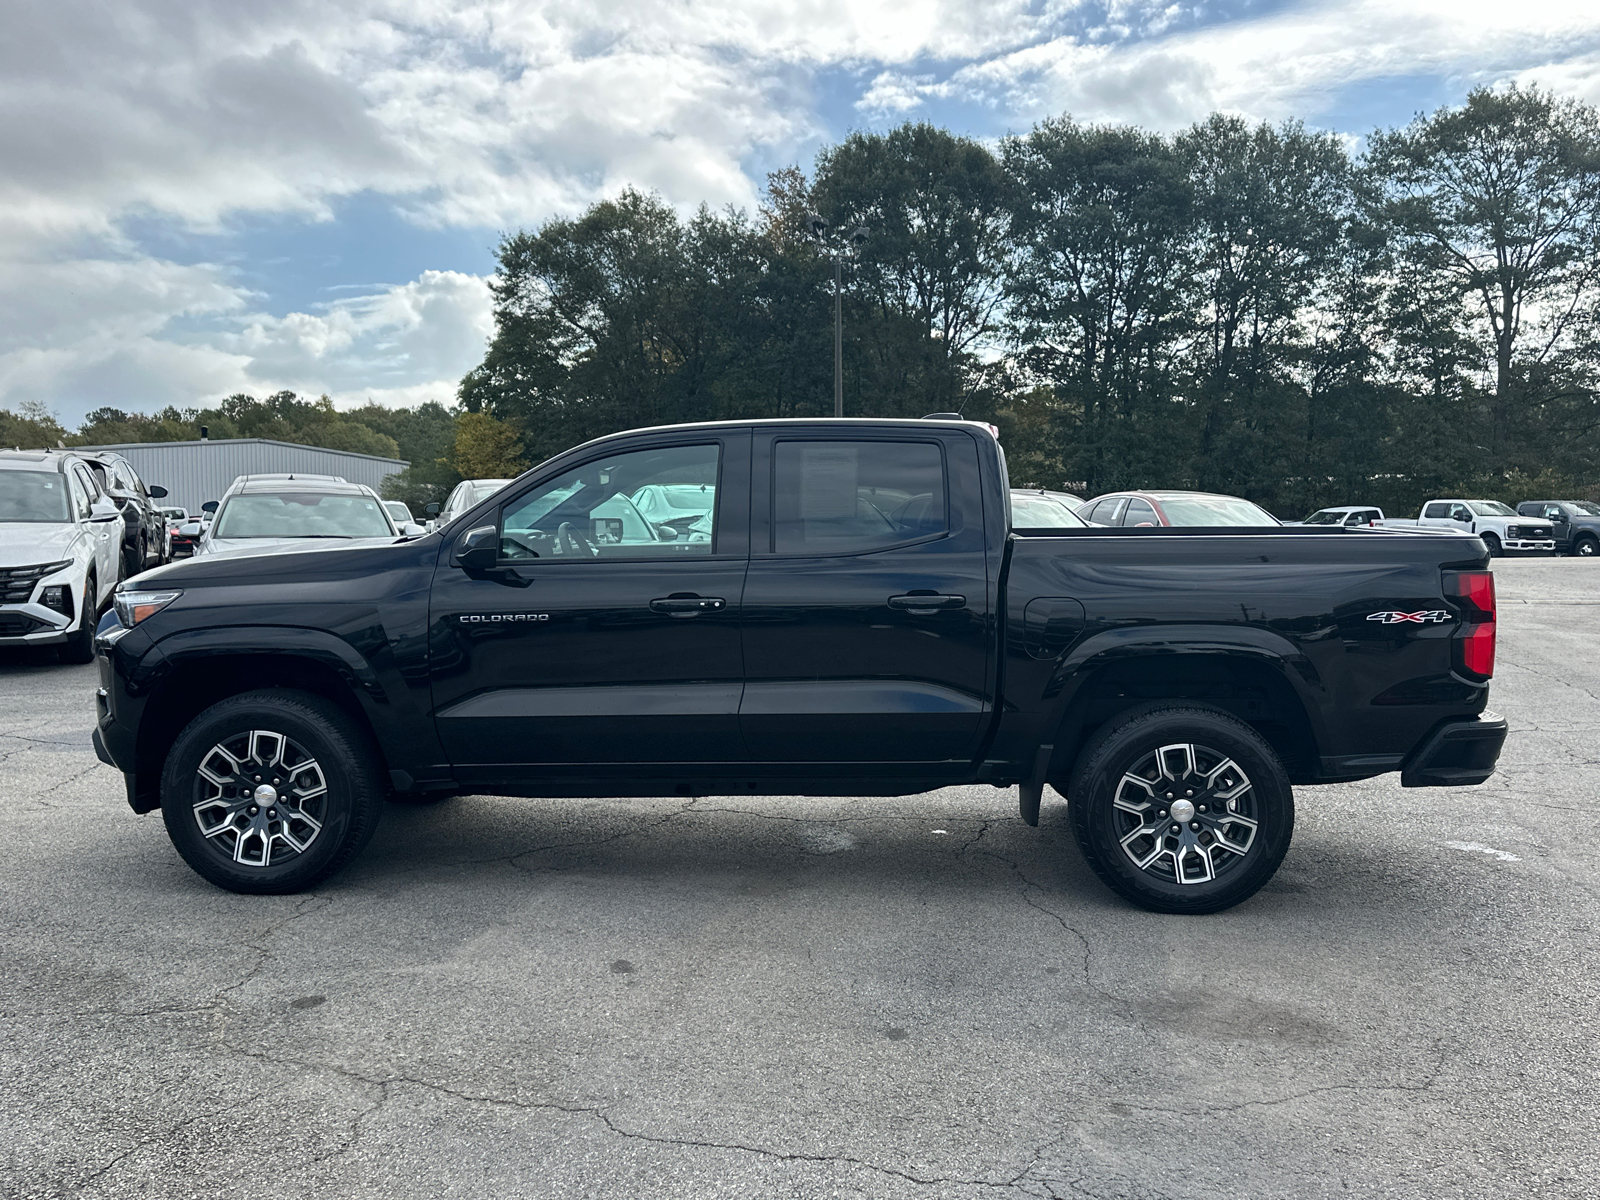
top-left (71, 1092), bottom-right (267, 1191)
top-left (504, 797), bottom-right (704, 874)
top-left (206, 1041), bottom-right (1048, 1193)
top-left (20, 762), bottom-right (103, 810)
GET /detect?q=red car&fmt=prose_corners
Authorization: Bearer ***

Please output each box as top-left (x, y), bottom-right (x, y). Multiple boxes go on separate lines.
top-left (1077, 490), bottom-right (1279, 527)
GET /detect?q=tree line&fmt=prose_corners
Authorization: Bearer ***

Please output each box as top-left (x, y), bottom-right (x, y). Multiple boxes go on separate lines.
top-left (0, 394), bottom-right (528, 511)
top-left (4, 85), bottom-right (1597, 518)
top-left (463, 85), bottom-right (1600, 515)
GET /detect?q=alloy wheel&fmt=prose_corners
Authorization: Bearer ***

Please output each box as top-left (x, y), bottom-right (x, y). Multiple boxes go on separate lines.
top-left (1111, 742), bottom-right (1258, 885)
top-left (192, 729), bottom-right (328, 867)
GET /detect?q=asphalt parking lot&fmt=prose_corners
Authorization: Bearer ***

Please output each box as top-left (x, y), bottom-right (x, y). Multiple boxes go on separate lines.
top-left (1, 558), bottom-right (1594, 1200)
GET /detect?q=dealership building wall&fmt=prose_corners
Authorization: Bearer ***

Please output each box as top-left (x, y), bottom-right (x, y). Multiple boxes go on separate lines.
top-left (76, 438), bottom-right (409, 515)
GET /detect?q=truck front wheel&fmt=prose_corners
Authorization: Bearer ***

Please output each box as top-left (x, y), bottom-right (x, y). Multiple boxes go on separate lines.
top-left (1068, 705), bottom-right (1294, 914)
top-left (1574, 535), bottom-right (1597, 558)
top-left (160, 689), bottom-right (384, 894)
top-left (1480, 533), bottom-right (1502, 557)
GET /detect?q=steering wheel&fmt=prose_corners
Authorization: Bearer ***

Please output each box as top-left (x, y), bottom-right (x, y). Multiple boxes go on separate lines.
top-left (556, 521), bottom-right (596, 557)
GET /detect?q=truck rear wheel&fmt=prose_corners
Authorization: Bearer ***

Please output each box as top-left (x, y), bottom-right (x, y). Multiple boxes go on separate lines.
top-left (1069, 704), bottom-right (1294, 914)
top-left (160, 689), bottom-right (384, 894)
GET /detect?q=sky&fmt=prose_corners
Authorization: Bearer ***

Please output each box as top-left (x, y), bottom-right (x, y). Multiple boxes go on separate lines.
top-left (5, 0), bottom-right (1600, 427)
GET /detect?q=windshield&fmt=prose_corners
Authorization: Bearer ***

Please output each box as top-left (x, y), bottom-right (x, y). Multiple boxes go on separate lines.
top-left (213, 492), bottom-right (395, 539)
top-left (1469, 501), bottom-right (1515, 517)
top-left (0, 471), bottom-right (71, 523)
top-left (1571, 501), bottom-right (1600, 516)
top-left (470, 480), bottom-right (512, 505)
top-left (1012, 493), bottom-right (1087, 528)
top-left (1157, 495), bottom-right (1279, 527)
top-left (383, 501), bottom-right (413, 523)
top-left (1302, 510), bottom-right (1347, 525)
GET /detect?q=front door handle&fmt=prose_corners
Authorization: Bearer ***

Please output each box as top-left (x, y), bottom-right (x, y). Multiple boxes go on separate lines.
top-left (649, 594), bottom-right (726, 616)
top-left (888, 592), bottom-right (966, 614)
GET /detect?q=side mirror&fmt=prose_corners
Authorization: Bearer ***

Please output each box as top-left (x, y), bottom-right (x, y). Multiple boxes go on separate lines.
top-left (148, 485), bottom-right (168, 499)
top-left (401, 522), bottom-right (426, 536)
top-left (657, 524), bottom-right (679, 541)
top-left (453, 525), bottom-right (499, 571)
top-left (202, 501), bottom-right (218, 513)
top-left (425, 502), bottom-right (441, 515)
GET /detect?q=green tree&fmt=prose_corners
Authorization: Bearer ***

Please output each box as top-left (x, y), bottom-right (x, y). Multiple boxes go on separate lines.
top-left (1177, 116), bottom-right (1357, 505)
top-left (449, 411), bottom-right (527, 479)
top-left (812, 123), bottom-right (1010, 417)
top-left (0, 400), bottom-right (68, 450)
top-left (1369, 86), bottom-right (1600, 462)
top-left (1002, 119), bottom-right (1194, 495)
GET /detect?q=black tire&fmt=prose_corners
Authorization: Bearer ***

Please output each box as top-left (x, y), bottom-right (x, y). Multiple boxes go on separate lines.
top-left (57, 571), bottom-right (97, 665)
top-left (1069, 704), bottom-right (1294, 915)
top-left (1575, 535), bottom-right (1598, 559)
top-left (160, 690), bottom-right (384, 894)
top-left (1480, 533), bottom-right (1502, 558)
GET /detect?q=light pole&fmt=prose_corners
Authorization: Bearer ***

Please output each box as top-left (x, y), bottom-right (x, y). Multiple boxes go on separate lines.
top-left (805, 214), bottom-right (867, 418)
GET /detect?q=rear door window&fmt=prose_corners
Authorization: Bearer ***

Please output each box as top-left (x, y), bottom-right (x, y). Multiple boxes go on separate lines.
top-left (1084, 498), bottom-right (1126, 526)
top-left (1423, 503), bottom-right (1450, 519)
top-left (1123, 498), bottom-right (1158, 526)
top-left (772, 440), bottom-right (945, 554)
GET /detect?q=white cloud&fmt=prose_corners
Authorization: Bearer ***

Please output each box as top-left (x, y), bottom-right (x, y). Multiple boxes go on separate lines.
top-left (226, 269), bottom-right (493, 394)
top-left (0, 261), bottom-right (490, 418)
top-left (946, 0), bottom-right (1600, 130)
top-left (5, 0), bottom-right (1600, 425)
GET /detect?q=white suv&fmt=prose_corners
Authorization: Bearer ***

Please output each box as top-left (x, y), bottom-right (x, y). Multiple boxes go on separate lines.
top-left (427, 478), bottom-right (513, 529)
top-left (0, 451), bottom-right (124, 662)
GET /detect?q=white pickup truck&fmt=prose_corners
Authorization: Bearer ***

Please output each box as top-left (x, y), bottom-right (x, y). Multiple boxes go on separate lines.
top-left (1386, 500), bottom-right (1555, 556)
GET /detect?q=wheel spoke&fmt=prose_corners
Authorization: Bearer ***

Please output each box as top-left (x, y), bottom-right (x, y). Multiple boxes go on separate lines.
top-left (1156, 743), bottom-right (1197, 783)
top-left (250, 731), bottom-right (287, 769)
top-left (1172, 839), bottom-right (1214, 884)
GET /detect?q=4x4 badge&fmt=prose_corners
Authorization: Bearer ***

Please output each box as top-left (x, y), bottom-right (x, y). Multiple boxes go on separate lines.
top-left (1366, 610), bottom-right (1450, 624)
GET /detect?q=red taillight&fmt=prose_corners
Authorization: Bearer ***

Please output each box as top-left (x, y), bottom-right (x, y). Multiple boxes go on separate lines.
top-left (1446, 571), bottom-right (1496, 679)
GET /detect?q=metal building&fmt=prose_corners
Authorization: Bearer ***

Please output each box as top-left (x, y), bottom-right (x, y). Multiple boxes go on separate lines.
top-left (75, 438), bottom-right (409, 515)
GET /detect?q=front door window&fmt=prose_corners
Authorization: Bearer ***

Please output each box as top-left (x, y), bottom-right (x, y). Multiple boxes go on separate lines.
top-left (501, 443), bottom-right (719, 560)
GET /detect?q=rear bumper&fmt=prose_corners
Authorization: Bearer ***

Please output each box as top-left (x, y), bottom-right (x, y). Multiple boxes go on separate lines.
top-left (1400, 711), bottom-right (1508, 787)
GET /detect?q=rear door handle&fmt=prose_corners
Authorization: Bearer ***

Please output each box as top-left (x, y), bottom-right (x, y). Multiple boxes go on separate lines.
top-left (649, 595), bottom-right (726, 616)
top-left (888, 593), bottom-right (966, 613)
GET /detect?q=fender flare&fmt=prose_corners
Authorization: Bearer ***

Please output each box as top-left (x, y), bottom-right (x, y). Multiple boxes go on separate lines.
top-left (150, 624), bottom-right (389, 704)
top-left (1036, 624), bottom-right (1330, 778)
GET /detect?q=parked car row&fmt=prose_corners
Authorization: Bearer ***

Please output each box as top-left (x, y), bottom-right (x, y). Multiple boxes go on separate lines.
top-left (0, 449), bottom-right (173, 662)
top-left (1292, 499), bottom-right (1588, 557)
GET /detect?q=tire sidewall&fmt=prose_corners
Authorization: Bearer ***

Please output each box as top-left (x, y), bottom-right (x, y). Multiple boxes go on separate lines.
top-left (1071, 707), bottom-right (1294, 914)
top-left (160, 691), bottom-right (381, 894)
top-left (57, 570), bottom-right (97, 664)
top-left (1481, 533), bottom-right (1502, 557)
top-left (1576, 536), bottom-right (1597, 558)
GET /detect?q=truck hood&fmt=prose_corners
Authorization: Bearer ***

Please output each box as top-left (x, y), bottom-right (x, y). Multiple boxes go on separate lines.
top-left (135, 532), bottom-right (438, 589)
top-left (0, 521), bottom-right (79, 568)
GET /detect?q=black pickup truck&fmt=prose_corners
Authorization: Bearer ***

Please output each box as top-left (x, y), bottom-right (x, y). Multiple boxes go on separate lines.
top-left (93, 418), bottom-right (1507, 913)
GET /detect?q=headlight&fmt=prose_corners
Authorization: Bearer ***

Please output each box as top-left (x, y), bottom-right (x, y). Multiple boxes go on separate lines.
top-left (114, 590), bottom-right (182, 628)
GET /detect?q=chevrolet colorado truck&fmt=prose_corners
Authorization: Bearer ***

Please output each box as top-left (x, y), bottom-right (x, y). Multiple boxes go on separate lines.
top-left (93, 418), bottom-right (1507, 914)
